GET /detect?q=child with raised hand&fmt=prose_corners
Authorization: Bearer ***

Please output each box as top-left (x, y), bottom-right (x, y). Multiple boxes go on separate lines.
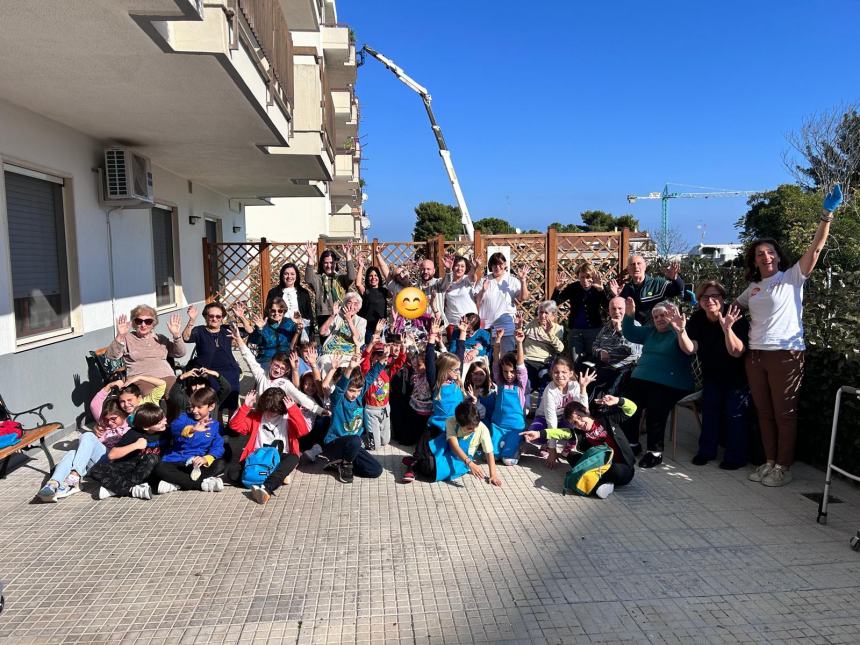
top-left (520, 395), bottom-right (637, 498)
top-left (361, 328), bottom-right (408, 450)
top-left (228, 388), bottom-right (310, 504)
top-left (296, 344), bottom-right (335, 458)
top-left (464, 360), bottom-right (494, 421)
top-left (154, 387), bottom-right (225, 494)
top-left (448, 313), bottom-right (492, 360)
top-left (489, 326), bottom-right (529, 465)
top-left (528, 356), bottom-right (596, 468)
top-left (168, 367), bottom-right (232, 416)
top-left (322, 353), bottom-right (385, 483)
top-left (232, 323), bottom-right (326, 416)
top-left (88, 403), bottom-right (167, 500)
top-left (36, 386), bottom-right (130, 502)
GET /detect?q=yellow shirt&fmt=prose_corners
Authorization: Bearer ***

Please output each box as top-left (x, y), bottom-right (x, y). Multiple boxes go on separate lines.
top-left (445, 417), bottom-right (494, 456)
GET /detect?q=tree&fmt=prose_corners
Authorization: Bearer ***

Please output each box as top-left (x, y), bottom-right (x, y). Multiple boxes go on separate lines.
top-left (652, 226), bottom-right (689, 258)
top-left (547, 221), bottom-right (584, 233)
top-left (473, 217), bottom-right (516, 234)
top-left (412, 202), bottom-right (463, 241)
top-left (579, 210), bottom-right (640, 232)
top-left (614, 214), bottom-right (639, 231)
top-left (785, 104), bottom-right (860, 201)
top-left (737, 184), bottom-right (860, 269)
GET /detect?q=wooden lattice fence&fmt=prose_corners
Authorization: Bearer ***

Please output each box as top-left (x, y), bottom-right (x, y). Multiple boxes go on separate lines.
top-left (203, 228), bottom-right (631, 321)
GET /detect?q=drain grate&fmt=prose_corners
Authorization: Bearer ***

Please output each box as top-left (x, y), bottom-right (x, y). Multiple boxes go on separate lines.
top-left (802, 492), bottom-right (844, 504)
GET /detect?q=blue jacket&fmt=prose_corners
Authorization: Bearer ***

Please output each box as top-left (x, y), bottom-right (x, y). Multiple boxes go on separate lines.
top-left (448, 328), bottom-right (492, 358)
top-left (325, 362), bottom-right (384, 444)
top-left (163, 413), bottom-right (225, 463)
top-left (248, 320), bottom-right (297, 366)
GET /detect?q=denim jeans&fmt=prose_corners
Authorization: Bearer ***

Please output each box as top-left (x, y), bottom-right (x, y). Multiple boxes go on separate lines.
top-left (322, 435), bottom-right (383, 478)
top-left (50, 432), bottom-right (106, 484)
top-left (699, 378), bottom-right (750, 465)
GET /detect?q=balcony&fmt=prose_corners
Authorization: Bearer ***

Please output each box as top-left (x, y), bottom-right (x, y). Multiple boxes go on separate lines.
top-left (277, 0), bottom-right (321, 31)
top-left (322, 23), bottom-right (356, 87)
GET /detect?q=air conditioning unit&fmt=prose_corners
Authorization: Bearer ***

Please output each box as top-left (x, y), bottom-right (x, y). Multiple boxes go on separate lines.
top-left (103, 148), bottom-right (154, 205)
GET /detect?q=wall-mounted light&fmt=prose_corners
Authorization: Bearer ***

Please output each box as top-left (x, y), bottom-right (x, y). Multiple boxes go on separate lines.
top-left (232, 225), bottom-right (242, 234)
top-left (189, 215), bottom-right (201, 225)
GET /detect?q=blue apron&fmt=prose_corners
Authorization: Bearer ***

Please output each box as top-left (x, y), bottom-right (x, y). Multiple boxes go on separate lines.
top-left (427, 382), bottom-right (464, 434)
top-left (431, 431), bottom-right (474, 482)
top-left (490, 385), bottom-right (525, 460)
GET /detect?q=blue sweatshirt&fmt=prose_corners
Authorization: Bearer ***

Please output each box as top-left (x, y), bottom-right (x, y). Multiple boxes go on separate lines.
top-left (325, 362), bottom-right (384, 444)
top-left (247, 319), bottom-right (297, 366)
top-left (163, 413), bottom-right (225, 463)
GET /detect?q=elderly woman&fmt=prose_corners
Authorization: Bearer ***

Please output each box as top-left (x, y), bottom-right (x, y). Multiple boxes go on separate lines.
top-left (182, 302), bottom-right (241, 412)
top-left (621, 298), bottom-right (693, 468)
top-left (671, 280), bottom-right (749, 470)
top-left (303, 240), bottom-right (357, 336)
top-left (734, 186), bottom-right (843, 487)
top-left (522, 300), bottom-right (565, 389)
top-left (265, 262), bottom-right (314, 340)
top-left (354, 256), bottom-right (389, 346)
top-left (319, 291), bottom-right (367, 364)
top-left (107, 305), bottom-right (185, 395)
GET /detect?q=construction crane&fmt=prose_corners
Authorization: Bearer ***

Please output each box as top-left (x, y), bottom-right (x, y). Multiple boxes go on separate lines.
top-left (626, 184), bottom-right (758, 254)
top-left (358, 45), bottom-right (475, 239)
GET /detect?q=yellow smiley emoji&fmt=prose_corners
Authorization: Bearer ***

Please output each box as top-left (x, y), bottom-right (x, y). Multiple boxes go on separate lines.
top-left (395, 286), bottom-right (428, 320)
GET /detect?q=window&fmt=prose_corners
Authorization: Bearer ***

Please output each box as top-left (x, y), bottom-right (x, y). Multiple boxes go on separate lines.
top-left (151, 206), bottom-right (176, 307)
top-left (4, 167), bottom-right (71, 339)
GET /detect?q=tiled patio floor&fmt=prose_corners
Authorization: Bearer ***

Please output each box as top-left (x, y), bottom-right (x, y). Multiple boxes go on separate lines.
top-left (1, 412), bottom-right (858, 644)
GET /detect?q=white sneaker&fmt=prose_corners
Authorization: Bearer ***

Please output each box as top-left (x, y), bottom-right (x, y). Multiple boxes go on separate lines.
top-left (98, 487), bottom-right (116, 500)
top-left (748, 463), bottom-right (774, 483)
top-left (201, 476), bottom-right (224, 492)
top-left (303, 444), bottom-right (323, 463)
top-left (762, 465), bottom-right (793, 487)
top-left (130, 483), bottom-right (152, 500)
top-left (595, 483), bottom-right (615, 499)
top-left (190, 466), bottom-right (202, 481)
top-left (54, 484), bottom-right (81, 500)
top-left (502, 458), bottom-right (519, 466)
top-left (157, 481), bottom-right (181, 495)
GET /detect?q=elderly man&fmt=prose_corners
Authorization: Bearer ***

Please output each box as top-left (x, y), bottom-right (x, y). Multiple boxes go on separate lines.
top-left (587, 296), bottom-right (642, 394)
top-left (608, 255), bottom-right (684, 324)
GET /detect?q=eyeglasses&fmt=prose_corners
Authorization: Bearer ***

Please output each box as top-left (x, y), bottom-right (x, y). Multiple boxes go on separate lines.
top-left (700, 293), bottom-right (723, 301)
top-left (134, 318), bottom-right (154, 326)
top-left (206, 313), bottom-right (223, 319)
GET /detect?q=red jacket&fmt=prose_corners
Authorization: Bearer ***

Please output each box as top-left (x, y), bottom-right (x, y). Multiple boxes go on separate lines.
top-left (360, 347), bottom-right (408, 408)
top-left (228, 404), bottom-right (309, 462)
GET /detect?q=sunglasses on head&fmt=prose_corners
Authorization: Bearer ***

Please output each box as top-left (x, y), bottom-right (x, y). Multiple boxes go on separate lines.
top-left (134, 318), bottom-right (154, 326)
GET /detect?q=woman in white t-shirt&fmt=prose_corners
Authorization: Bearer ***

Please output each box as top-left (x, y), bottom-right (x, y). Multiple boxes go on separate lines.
top-left (474, 252), bottom-right (530, 354)
top-left (736, 185), bottom-right (843, 487)
top-left (436, 254), bottom-right (479, 337)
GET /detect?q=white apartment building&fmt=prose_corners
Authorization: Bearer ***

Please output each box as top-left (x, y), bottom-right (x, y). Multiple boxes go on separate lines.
top-left (245, 0), bottom-right (364, 243)
top-left (0, 0), bottom-right (346, 428)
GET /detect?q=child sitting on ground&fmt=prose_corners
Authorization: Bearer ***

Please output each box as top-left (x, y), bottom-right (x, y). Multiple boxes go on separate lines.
top-left (528, 356), bottom-right (595, 468)
top-left (322, 354), bottom-right (385, 483)
top-left (521, 395), bottom-right (637, 498)
top-left (114, 375), bottom-right (167, 420)
top-left (361, 331), bottom-right (408, 450)
top-left (489, 327), bottom-right (529, 465)
top-left (228, 388), bottom-right (311, 504)
top-left (88, 403), bottom-right (167, 500)
top-left (168, 367), bottom-right (232, 415)
top-left (154, 387), bottom-right (225, 494)
top-left (412, 400), bottom-right (502, 485)
top-left (36, 385), bottom-right (130, 502)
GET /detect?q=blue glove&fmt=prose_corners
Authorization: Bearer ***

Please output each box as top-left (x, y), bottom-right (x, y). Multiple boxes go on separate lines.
top-left (823, 184), bottom-right (843, 213)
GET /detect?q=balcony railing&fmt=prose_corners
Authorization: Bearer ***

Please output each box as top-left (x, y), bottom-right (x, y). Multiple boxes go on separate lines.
top-left (234, 0), bottom-right (294, 110)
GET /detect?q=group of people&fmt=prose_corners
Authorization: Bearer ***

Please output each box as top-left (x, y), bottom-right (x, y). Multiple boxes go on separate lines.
top-left (34, 186), bottom-right (843, 504)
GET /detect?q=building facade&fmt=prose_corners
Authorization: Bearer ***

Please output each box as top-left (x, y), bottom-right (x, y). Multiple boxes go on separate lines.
top-left (0, 0), bottom-right (348, 428)
top-left (245, 0), bottom-right (364, 243)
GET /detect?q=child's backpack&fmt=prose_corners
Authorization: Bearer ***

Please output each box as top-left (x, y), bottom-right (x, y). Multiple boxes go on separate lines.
top-left (241, 446), bottom-right (281, 488)
top-left (0, 421), bottom-right (23, 448)
top-left (563, 445), bottom-right (613, 496)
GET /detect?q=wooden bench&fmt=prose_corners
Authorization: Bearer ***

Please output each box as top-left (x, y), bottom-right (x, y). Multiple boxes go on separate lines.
top-left (0, 394), bottom-right (61, 479)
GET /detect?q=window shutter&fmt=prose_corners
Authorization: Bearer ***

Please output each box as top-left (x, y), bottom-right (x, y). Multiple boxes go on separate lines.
top-left (5, 171), bottom-right (64, 299)
top-left (152, 206), bottom-right (175, 306)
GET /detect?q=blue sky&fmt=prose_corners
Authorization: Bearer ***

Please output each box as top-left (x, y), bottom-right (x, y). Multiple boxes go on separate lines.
top-left (341, 0), bottom-right (860, 246)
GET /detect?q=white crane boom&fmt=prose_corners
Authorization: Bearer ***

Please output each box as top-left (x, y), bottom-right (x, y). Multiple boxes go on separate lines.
top-left (361, 45), bottom-right (475, 239)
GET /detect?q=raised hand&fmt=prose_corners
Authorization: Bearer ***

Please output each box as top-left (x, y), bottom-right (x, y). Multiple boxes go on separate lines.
top-left (465, 384), bottom-right (476, 401)
top-left (664, 261), bottom-right (681, 281)
top-left (718, 304), bottom-right (742, 332)
top-left (306, 345), bottom-right (318, 365)
top-left (442, 253), bottom-right (454, 271)
top-left (289, 351), bottom-right (299, 371)
top-left (304, 240), bottom-right (315, 261)
top-left (495, 327), bottom-right (505, 343)
top-left (187, 305), bottom-right (198, 321)
top-left (229, 322), bottom-right (244, 345)
top-left (823, 184), bottom-right (843, 213)
top-left (232, 301), bottom-right (246, 318)
top-left (330, 354), bottom-right (344, 371)
top-left (167, 313), bottom-right (182, 337)
top-left (667, 309), bottom-right (686, 334)
top-left (282, 395), bottom-right (295, 410)
top-left (577, 367), bottom-right (597, 390)
top-left (608, 279), bottom-right (620, 297)
top-left (251, 312), bottom-right (266, 329)
top-left (517, 265), bottom-right (528, 281)
top-left (464, 348), bottom-right (478, 363)
top-left (595, 394), bottom-right (619, 406)
top-left (514, 328), bottom-right (525, 344)
top-left (344, 239), bottom-right (354, 260)
top-left (515, 312), bottom-right (524, 330)
top-left (243, 389), bottom-right (257, 408)
top-left (348, 353), bottom-right (361, 370)
top-left (116, 314), bottom-right (130, 338)
top-left (625, 297), bottom-right (636, 317)
top-left (357, 254), bottom-right (366, 270)
top-left (457, 316), bottom-right (469, 336)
